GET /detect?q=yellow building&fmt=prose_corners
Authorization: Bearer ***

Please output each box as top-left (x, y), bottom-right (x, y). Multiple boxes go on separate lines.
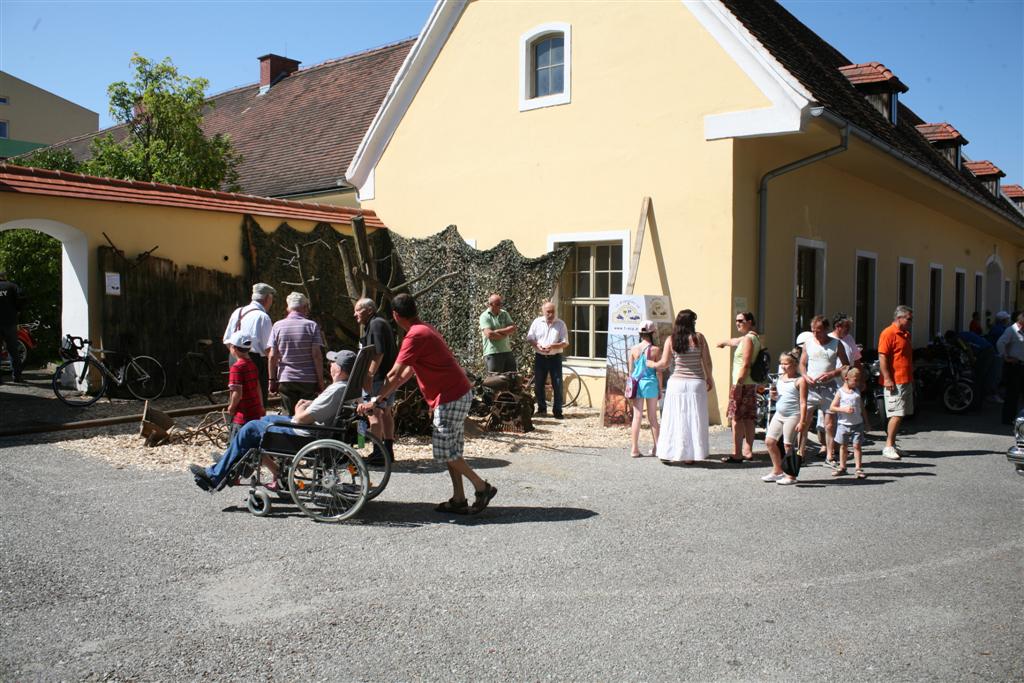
top-left (345, 0), bottom-right (1024, 420)
top-left (0, 71), bottom-right (98, 158)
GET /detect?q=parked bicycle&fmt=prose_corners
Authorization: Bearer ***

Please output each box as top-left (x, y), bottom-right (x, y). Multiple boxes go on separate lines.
top-left (524, 365), bottom-right (583, 409)
top-left (53, 335), bottom-right (166, 407)
top-left (176, 338), bottom-right (225, 401)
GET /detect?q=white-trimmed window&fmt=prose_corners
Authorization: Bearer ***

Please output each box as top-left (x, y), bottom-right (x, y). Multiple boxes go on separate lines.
top-left (929, 264), bottom-right (943, 339)
top-left (854, 251), bottom-right (877, 347)
top-left (0, 121), bottom-right (7, 139)
top-left (898, 258), bottom-right (915, 309)
top-left (794, 238), bottom-right (826, 341)
top-left (954, 269), bottom-right (966, 332)
top-left (519, 23), bottom-right (571, 112)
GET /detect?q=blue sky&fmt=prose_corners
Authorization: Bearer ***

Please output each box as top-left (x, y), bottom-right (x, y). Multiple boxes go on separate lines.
top-left (1, 0), bottom-right (1021, 182)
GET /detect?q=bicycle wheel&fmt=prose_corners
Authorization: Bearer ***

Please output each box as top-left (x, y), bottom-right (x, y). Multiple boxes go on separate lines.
top-left (288, 440), bottom-right (368, 522)
top-left (177, 355), bottom-right (216, 398)
top-left (52, 358), bottom-right (107, 407)
top-left (348, 429), bottom-right (393, 500)
top-left (562, 366), bottom-right (582, 408)
top-left (125, 355), bottom-right (166, 400)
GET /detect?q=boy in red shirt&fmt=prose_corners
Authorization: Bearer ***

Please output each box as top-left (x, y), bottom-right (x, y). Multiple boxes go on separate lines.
top-left (226, 331), bottom-right (265, 439)
top-left (358, 293), bottom-right (497, 515)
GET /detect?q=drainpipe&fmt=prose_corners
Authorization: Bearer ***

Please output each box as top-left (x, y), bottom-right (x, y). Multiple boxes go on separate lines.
top-left (757, 110), bottom-right (849, 331)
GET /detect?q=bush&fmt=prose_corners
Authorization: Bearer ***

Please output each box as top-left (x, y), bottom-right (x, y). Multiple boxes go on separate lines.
top-left (0, 230), bottom-right (62, 363)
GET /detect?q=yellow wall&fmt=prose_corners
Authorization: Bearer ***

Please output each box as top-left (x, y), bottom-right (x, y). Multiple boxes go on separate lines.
top-left (0, 72), bottom-right (98, 145)
top-left (0, 193), bottom-right (348, 347)
top-left (734, 122), bottom-right (1024, 353)
top-left (363, 0), bottom-right (773, 419)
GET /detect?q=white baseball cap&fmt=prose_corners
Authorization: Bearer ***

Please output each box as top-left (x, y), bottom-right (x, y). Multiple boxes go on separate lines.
top-left (229, 331), bottom-right (253, 350)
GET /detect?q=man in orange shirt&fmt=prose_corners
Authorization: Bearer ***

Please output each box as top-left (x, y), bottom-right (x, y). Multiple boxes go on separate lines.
top-left (878, 305), bottom-right (914, 459)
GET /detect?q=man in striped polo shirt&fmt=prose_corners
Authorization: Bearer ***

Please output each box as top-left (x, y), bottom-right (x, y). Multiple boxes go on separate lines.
top-left (268, 292), bottom-right (325, 415)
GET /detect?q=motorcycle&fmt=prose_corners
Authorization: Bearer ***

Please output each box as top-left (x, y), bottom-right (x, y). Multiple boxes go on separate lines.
top-left (466, 370), bottom-right (535, 432)
top-left (914, 336), bottom-right (976, 414)
top-left (0, 321), bottom-right (39, 371)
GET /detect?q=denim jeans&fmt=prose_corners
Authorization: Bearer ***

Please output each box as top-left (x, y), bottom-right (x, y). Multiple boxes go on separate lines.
top-left (534, 353), bottom-right (563, 416)
top-left (207, 415), bottom-right (294, 484)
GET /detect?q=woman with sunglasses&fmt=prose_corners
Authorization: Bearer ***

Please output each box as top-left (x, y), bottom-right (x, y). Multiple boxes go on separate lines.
top-left (717, 312), bottom-right (762, 462)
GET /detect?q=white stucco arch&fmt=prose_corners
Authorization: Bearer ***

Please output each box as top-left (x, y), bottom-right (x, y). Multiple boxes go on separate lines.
top-left (0, 219), bottom-right (90, 340)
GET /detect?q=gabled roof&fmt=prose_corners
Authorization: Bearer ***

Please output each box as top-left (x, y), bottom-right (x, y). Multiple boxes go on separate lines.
top-left (964, 160), bottom-right (1005, 179)
top-left (0, 163), bottom-right (386, 227)
top-left (915, 122), bottom-right (968, 145)
top-left (46, 39), bottom-right (414, 198)
top-left (1005, 184), bottom-right (1024, 199)
top-left (838, 62), bottom-right (909, 92)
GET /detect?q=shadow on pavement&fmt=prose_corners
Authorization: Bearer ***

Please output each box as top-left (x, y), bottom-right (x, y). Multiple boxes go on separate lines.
top-left (391, 457), bottom-right (511, 474)
top-left (353, 500), bottom-right (598, 528)
top-left (909, 449), bottom-right (997, 459)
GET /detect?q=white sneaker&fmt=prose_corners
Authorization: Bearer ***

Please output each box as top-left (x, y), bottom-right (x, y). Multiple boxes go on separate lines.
top-left (761, 472), bottom-right (786, 482)
top-left (776, 476), bottom-right (797, 485)
top-left (882, 446), bottom-right (901, 460)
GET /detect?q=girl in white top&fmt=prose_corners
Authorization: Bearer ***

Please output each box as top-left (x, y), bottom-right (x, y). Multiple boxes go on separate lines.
top-left (763, 350), bottom-right (808, 485)
top-left (829, 367), bottom-right (867, 479)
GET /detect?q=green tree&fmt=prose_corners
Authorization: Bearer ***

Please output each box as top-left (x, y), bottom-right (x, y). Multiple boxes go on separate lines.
top-left (86, 54), bottom-right (241, 191)
top-left (0, 230), bottom-right (62, 362)
top-left (8, 148), bottom-right (82, 173)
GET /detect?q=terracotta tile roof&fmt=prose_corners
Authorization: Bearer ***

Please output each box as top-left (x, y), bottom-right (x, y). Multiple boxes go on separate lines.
top-left (838, 62), bottom-right (909, 93)
top-left (46, 39), bottom-right (414, 198)
top-left (0, 163), bottom-right (387, 227)
top-left (964, 160), bottom-right (1005, 178)
top-left (719, 0), bottom-right (1023, 229)
top-left (1004, 184), bottom-right (1024, 199)
top-left (915, 122), bottom-right (968, 145)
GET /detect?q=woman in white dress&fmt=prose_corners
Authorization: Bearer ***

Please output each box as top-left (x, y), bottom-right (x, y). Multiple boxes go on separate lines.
top-left (647, 309), bottom-right (714, 463)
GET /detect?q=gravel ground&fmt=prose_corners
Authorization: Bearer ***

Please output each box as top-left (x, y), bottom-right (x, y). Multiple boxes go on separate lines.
top-left (1, 405), bottom-right (1021, 681)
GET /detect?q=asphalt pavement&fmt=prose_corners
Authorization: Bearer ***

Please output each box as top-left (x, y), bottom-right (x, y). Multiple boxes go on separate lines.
top-left (1, 405), bottom-right (1021, 681)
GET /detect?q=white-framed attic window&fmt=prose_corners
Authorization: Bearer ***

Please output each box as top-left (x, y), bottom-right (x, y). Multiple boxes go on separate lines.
top-left (519, 22), bottom-right (572, 112)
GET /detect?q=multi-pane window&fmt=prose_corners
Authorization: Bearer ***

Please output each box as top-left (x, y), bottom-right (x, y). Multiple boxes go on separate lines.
top-left (561, 243), bottom-right (623, 359)
top-left (795, 245), bottom-right (823, 340)
top-left (855, 255), bottom-right (876, 347)
top-left (533, 35), bottom-right (564, 98)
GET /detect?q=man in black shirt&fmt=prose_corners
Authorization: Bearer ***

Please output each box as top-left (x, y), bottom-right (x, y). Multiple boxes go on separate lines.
top-left (0, 270), bottom-right (24, 383)
top-left (354, 298), bottom-right (398, 462)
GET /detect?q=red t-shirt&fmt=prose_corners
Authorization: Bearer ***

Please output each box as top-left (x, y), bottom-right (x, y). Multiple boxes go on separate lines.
top-left (228, 356), bottom-right (265, 425)
top-left (395, 322), bottom-right (472, 409)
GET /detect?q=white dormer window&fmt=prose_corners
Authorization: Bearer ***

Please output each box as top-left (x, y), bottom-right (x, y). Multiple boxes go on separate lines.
top-left (519, 22), bottom-right (572, 112)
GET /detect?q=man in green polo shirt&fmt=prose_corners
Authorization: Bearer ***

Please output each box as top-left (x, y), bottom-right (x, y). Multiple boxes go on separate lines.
top-left (480, 293), bottom-right (518, 373)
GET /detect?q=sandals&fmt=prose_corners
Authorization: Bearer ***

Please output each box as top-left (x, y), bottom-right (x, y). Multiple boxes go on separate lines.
top-left (831, 467), bottom-right (848, 477)
top-left (435, 498), bottom-right (470, 514)
top-left (720, 456), bottom-right (744, 464)
top-left (471, 483), bottom-right (498, 514)
top-left (855, 469), bottom-right (867, 479)
top-left (630, 451), bottom-right (643, 459)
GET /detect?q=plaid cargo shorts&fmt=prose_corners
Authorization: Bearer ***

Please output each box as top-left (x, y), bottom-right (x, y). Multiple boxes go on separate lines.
top-left (431, 390), bottom-right (473, 462)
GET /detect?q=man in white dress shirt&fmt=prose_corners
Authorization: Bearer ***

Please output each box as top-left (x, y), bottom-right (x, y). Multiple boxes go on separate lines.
top-left (223, 283), bottom-right (276, 402)
top-left (996, 312), bottom-right (1024, 424)
top-left (526, 301), bottom-right (569, 419)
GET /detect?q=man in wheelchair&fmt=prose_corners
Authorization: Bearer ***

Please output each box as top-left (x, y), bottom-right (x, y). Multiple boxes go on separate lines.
top-left (189, 349), bottom-right (357, 492)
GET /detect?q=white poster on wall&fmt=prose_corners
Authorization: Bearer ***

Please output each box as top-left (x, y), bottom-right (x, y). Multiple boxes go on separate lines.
top-left (105, 272), bottom-right (122, 296)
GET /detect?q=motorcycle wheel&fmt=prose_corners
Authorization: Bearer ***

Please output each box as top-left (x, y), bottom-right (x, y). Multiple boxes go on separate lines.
top-left (942, 381), bottom-right (974, 414)
top-left (15, 340), bottom-right (27, 366)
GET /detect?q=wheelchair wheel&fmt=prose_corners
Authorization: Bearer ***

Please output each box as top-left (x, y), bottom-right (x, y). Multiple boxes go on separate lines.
top-left (246, 488), bottom-right (272, 517)
top-left (288, 440), bottom-right (369, 522)
top-left (349, 431), bottom-right (393, 500)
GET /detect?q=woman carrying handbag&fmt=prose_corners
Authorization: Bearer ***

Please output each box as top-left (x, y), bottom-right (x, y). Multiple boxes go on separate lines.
top-left (627, 320), bottom-right (663, 458)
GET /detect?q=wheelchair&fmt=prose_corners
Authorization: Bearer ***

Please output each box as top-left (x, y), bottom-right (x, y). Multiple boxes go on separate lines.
top-left (216, 345), bottom-right (393, 523)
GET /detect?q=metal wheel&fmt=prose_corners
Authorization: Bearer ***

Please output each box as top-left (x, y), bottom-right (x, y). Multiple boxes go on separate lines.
top-left (288, 440), bottom-right (369, 522)
top-left (246, 488), bottom-right (273, 517)
top-left (943, 381), bottom-right (974, 414)
top-left (562, 366), bottom-right (582, 408)
top-left (52, 357), bottom-right (107, 407)
top-left (348, 430), bottom-right (393, 500)
top-left (125, 355), bottom-right (166, 400)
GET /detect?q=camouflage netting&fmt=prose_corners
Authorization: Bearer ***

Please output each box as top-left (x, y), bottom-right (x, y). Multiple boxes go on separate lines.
top-left (390, 225), bottom-right (571, 374)
top-left (240, 216), bottom-right (394, 350)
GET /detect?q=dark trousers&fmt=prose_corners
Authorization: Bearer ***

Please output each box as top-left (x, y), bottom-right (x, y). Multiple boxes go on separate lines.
top-left (1, 324), bottom-right (22, 380)
top-left (534, 353), bottom-right (563, 416)
top-left (252, 354), bottom-right (269, 404)
top-left (279, 381), bottom-right (318, 416)
top-left (485, 351), bottom-right (517, 374)
top-left (1002, 362), bottom-right (1023, 424)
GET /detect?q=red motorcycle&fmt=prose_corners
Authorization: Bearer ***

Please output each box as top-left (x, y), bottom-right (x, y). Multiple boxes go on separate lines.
top-left (0, 321), bottom-right (39, 370)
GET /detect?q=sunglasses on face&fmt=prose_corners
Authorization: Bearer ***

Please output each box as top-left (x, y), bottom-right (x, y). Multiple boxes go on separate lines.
top-left (735, 319), bottom-right (746, 324)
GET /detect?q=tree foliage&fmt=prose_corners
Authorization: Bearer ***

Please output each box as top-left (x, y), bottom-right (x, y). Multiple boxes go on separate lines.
top-left (7, 148), bottom-right (82, 173)
top-left (86, 54), bottom-right (241, 191)
top-left (0, 230), bottom-right (62, 361)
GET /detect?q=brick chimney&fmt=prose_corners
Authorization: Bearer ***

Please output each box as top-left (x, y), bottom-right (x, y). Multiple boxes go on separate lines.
top-left (258, 54), bottom-right (301, 95)
top-left (838, 62), bottom-right (908, 125)
top-left (915, 123), bottom-right (968, 170)
top-left (1004, 184), bottom-right (1024, 212)
top-left (964, 160), bottom-right (1005, 197)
